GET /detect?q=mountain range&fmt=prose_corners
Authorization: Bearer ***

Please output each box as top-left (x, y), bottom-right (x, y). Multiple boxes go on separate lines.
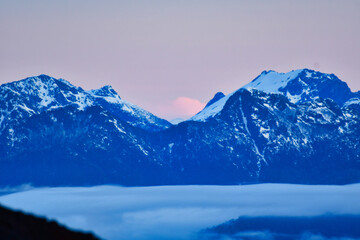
top-left (1, 69), bottom-right (360, 187)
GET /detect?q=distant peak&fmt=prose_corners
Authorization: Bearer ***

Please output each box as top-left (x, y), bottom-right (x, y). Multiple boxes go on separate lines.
top-left (260, 69), bottom-right (312, 76)
top-left (88, 85), bottom-right (119, 98)
top-left (37, 74), bottom-right (53, 79)
top-left (23, 74), bottom-right (55, 82)
top-left (99, 85), bottom-right (114, 91)
top-left (25, 75), bottom-right (77, 89)
top-left (214, 92), bottom-right (226, 98)
top-left (244, 69), bottom-right (303, 94)
top-left (245, 68), bottom-right (338, 91)
top-left (24, 74), bottom-right (73, 85)
top-left (0, 74), bottom-right (60, 88)
top-left (261, 70), bottom-right (275, 75)
top-left (204, 92), bottom-right (225, 109)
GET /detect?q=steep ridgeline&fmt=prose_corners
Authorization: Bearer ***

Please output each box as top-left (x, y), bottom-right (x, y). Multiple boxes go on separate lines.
top-left (0, 74), bottom-right (171, 132)
top-left (191, 69), bottom-right (360, 121)
top-left (1, 70), bottom-right (360, 187)
top-left (0, 75), bottom-right (171, 186)
top-left (244, 69), bottom-right (359, 105)
top-left (163, 88), bottom-right (360, 184)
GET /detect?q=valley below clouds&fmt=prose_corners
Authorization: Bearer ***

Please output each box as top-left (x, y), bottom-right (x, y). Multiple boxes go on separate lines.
top-left (1, 184), bottom-right (360, 240)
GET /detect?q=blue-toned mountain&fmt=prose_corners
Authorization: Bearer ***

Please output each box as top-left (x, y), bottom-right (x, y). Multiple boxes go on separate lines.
top-left (192, 69), bottom-right (359, 122)
top-left (0, 74), bottom-right (171, 132)
top-left (1, 71), bottom-right (360, 186)
top-left (244, 69), bottom-right (359, 105)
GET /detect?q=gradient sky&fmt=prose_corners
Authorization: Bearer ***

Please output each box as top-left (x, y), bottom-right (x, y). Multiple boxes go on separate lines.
top-left (1, 0), bottom-right (359, 120)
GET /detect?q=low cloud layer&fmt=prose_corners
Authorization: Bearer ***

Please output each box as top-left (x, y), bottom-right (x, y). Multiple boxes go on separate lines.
top-left (0, 184), bottom-right (360, 240)
top-left (205, 215), bottom-right (360, 240)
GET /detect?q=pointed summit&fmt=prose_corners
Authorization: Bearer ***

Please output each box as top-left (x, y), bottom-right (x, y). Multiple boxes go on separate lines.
top-left (244, 69), bottom-right (356, 105)
top-left (190, 69), bottom-right (359, 122)
top-left (88, 85), bottom-right (119, 97)
top-left (204, 92), bottom-right (225, 109)
top-left (244, 69), bottom-right (304, 94)
top-left (0, 75), bottom-right (171, 131)
top-left (36, 74), bottom-right (53, 80)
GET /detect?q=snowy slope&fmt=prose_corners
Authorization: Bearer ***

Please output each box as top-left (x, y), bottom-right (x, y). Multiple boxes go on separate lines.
top-left (0, 75), bottom-right (170, 131)
top-left (1, 70), bottom-right (360, 187)
top-left (244, 69), bottom-right (303, 94)
top-left (344, 98), bottom-right (360, 108)
top-left (191, 70), bottom-right (304, 122)
top-left (87, 85), bottom-right (171, 131)
top-left (191, 69), bottom-right (358, 122)
top-left (190, 92), bottom-right (234, 121)
top-left (244, 68), bottom-right (357, 105)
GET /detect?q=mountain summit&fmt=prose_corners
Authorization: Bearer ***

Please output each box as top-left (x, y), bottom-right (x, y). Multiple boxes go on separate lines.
top-left (244, 69), bottom-right (358, 105)
top-left (1, 70), bottom-right (360, 187)
top-left (191, 69), bottom-right (359, 121)
top-left (0, 74), bottom-right (171, 132)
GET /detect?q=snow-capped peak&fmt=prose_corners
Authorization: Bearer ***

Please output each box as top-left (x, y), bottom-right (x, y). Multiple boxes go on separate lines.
top-left (190, 91), bottom-right (235, 122)
top-left (190, 92), bottom-right (227, 121)
top-left (190, 69), bottom-right (305, 122)
top-left (243, 69), bottom-right (304, 93)
top-left (87, 85), bottom-right (118, 97)
top-left (0, 75), bottom-right (171, 131)
top-left (204, 92), bottom-right (225, 109)
top-left (190, 69), bottom-right (357, 122)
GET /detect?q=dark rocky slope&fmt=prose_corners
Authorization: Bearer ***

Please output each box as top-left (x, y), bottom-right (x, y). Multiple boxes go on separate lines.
top-left (0, 205), bottom-right (99, 240)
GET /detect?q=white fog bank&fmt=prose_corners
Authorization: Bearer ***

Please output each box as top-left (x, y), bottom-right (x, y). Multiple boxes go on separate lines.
top-left (0, 184), bottom-right (360, 240)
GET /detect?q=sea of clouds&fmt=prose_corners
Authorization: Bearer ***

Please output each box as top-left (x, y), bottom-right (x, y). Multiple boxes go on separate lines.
top-left (0, 184), bottom-right (360, 240)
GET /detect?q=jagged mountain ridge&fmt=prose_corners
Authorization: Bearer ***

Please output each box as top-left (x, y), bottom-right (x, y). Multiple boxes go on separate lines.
top-left (0, 105), bottom-right (170, 186)
top-left (1, 70), bottom-right (360, 186)
top-left (191, 68), bottom-right (360, 121)
top-left (0, 74), bottom-right (171, 132)
top-left (244, 68), bottom-right (359, 105)
top-left (156, 88), bottom-right (360, 184)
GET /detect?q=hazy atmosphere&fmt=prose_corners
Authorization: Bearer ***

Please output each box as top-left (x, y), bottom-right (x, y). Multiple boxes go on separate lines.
top-left (1, 1), bottom-right (360, 239)
top-left (1, 0), bottom-right (360, 119)
top-left (2, 184), bottom-right (360, 240)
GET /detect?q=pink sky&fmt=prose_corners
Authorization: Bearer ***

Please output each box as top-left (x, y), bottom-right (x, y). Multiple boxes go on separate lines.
top-left (1, 0), bottom-right (359, 120)
top-left (154, 97), bottom-right (206, 120)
